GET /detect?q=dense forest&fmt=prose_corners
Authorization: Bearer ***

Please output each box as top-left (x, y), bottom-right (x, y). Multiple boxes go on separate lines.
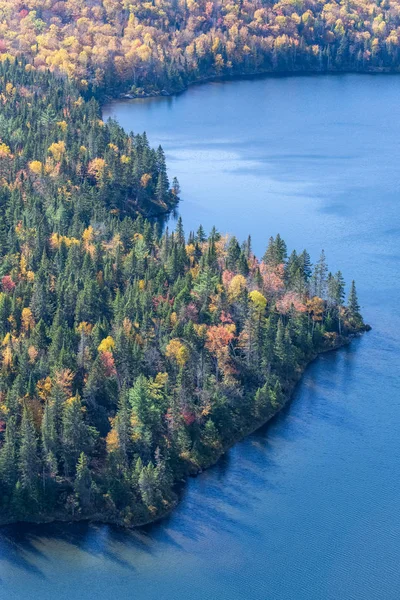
top-left (0, 0), bottom-right (399, 96)
top-left (0, 59), bottom-right (366, 525)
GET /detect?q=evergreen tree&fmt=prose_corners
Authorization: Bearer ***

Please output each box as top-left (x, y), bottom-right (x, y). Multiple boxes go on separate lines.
top-left (19, 406), bottom-right (40, 497)
top-left (41, 399), bottom-right (59, 476)
top-left (348, 280), bottom-right (363, 325)
top-left (226, 236), bottom-right (241, 271)
top-left (274, 320), bottom-right (286, 366)
top-left (139, 463), bottom-right (159, 508)
top-left (0, 416), bottom-right (18, 491)
top-left (74, 452), bottom-right (92, 509)
top-left (62, 394), bottom-right (94, 476)
top-left (195, 225), bottom-right (206, 243)
top-left (312, 250), bottom-right (328, 298)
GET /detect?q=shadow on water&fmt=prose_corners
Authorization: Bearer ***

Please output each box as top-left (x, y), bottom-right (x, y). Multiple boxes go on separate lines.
top-left (0, 338), bottom-right (359, 580)
top-left (0, 521), bottom-right (155, 576)
top-left (4, 73), bottom-right (395, 600)
top-left (0, 529), bottom-right (48, 579)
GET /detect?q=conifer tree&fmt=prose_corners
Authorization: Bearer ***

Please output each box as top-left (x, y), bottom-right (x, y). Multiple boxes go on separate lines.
top-left (0, 416), bottom-right (18, 491)
top-left (312, 250), bottom-right (328, 298)
top-left (19, 406), bottom-right (40, 497)
top-left (196, 225), bottom-right (206, 243)
top-left (226, 236), bottom-right (241, 271)
top-left (41, 399), bottom-right (59, 475)
top-left (274, 320), bottom-right (286, 367)
top-left (62, 394), bottom-right (93, 476)
top-left (74, 453), bottom-right (92, 509)
top-left (348, 280), bottom-right (363, 325)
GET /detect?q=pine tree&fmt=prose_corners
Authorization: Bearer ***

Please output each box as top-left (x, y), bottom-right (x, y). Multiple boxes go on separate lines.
top-left (62, 394), bottom-right (93, 476)
top-left (263, 236), bottom-right (276, 265)
top-left (0, 416), bottom-right (18, 491)
top-left (41, 399), bottom-right (59, 476)
top-left (175, 216), bottom-right (185, 245)
top-left (195, 224), bottom-right (206, 243)
top-left (19, 406), bottom-right (40, 496)
top-left (275, 233), bottom-right (287, 264)
top-left (74, 452), bottom-right (92, 509)
top-left (263, 234), bottom-right (287, 266)
top-left (113, 392), bottom-right (132, 466)
top-left (238, 251), bottom-right (249, 276)
top-left (312, 250), bottom-right (328, 298)
top-left (201, 419), bottom-right (220, 453)
top-left (138, 462), bottom-right (159, 508)
top-left (274, 320), bottom-right (286, 366)
top-left (299, 250), bottom-right (312, 281)
top-left (348, 280), bottom-right (363, 326)
top-left (171, 177), bottom-right (180, 199)
top-left (226, 236), bottom-right (241, 271)
top-left (327, 271), bottom-right (345, 333)
top-left (334, 271), bottom-right (346, 305)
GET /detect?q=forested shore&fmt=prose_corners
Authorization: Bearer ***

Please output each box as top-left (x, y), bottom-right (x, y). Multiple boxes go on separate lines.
top-left (0, 60), bottom-right (368, 527)
top-left (0, 0), bottom-right (400, 98)
top-left (0, 329), bottom-right (364, 529)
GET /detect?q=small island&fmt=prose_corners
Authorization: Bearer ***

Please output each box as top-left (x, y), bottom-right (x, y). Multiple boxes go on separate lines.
top-left (0, 61), bottom-right (367, 527)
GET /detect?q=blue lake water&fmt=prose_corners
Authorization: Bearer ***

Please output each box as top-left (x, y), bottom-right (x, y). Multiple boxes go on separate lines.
top-left (1, 74), bottom-right (399, 600)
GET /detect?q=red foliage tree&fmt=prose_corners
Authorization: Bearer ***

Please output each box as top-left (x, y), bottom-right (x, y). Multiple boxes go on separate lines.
top-left (1, 275), bottom-right (16, 293)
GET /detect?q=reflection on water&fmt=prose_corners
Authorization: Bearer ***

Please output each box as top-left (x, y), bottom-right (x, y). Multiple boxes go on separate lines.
top-left (1, 74), bottom-right (400, 600)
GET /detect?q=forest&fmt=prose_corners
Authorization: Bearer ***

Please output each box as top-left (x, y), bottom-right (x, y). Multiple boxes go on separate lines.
top-left (0, 59), bottom-right (366, 525)
top-left (0, 0), bottom-right (399, 96)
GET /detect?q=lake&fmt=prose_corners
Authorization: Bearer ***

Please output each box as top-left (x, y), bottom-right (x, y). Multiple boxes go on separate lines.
top-left (1, 74), bottom-right (399, 600)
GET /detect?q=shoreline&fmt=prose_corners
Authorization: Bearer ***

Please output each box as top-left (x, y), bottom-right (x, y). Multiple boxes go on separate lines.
top-left (104, 66), bottom-right (400, 104)
top-left (0, 64), bottom-right (371, 531)
top-left (0, 330), bottom-right (367, 531)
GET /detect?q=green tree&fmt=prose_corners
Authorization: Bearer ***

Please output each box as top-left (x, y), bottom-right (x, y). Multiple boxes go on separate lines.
top-left (62, 394), bottom-right (94, 476)
top-left (19, 406), bottom-right (40, 497)
top-left (348, 280), bottom-right (363, 326)
top-left (74, 452), bottom-right (92, 509)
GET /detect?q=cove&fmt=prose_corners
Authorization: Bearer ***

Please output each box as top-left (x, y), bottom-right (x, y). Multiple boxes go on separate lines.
top-left (1, 74), bottom-right (400, 600)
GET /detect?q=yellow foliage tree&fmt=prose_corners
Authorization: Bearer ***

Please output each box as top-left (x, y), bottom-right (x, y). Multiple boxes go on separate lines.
top-left (37, 376), bottom-right (52, 400)
top-left (21, 307), bottom-right (35, 333)
top-left (2, 345), bottom-right (12, 370)
top-left (87, 157), bottom-right (107, 183)
top-left (28, 345), bottom-right (38, 364)
top-left (48, 140), bottom-right (66, 161)
top-left (29, 160), bottom-right (43, 175)
top-left (249, 290), bottom-right (267, 312)
top-left (140, 173), bottom-right (152, 188)
top-left (106, 426), bottom-right (120, 452)
top-left (165, 338), bottom-right (190, 367)
top-left (306, 296), bottom-right (325, 322)
top-left (0, 143), bottom-right (11, 158)
top-left (228, 274), bottom-right (247, 302)
top-left (57, 120), bottom-right (68, 132)
top-left (98, 336), bottom-right (115, 353)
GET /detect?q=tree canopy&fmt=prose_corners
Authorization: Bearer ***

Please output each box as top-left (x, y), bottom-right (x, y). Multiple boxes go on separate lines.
top-left (0, 0), bottom-right (398, 96)
top-left (0, 60), bottom-right (366, 526)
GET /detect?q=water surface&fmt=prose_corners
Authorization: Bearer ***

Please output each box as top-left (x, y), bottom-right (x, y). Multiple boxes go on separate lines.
top-left (1, 74), bottom-right (399, 600)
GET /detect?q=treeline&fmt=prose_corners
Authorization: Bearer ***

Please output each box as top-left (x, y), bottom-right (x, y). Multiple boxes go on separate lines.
top-left (0, 61), bottom-right (365, 525)
top-left (0, 59), bottom-right (178, 222)
top-left (0, 0), bottom-right (399, 96)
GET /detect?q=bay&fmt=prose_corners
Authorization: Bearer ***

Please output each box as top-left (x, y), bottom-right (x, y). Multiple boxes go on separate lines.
top-left (1, 74), bottom-right (399, 600)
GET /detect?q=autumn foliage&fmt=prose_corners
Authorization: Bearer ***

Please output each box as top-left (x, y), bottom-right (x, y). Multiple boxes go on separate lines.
top-left (0, 60), bottom-right (365, 527)
top-left (0, 0), bottom-right (397, 96)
